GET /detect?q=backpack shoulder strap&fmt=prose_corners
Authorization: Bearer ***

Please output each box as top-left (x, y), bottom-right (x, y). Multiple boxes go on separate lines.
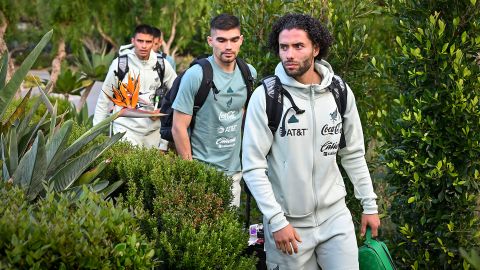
top-left (263, 75), bottom-right (283, 134)
top-left (191, 58), bottom-right (214, 111)
top-left (184, 58), bottom-right (214, 131)
top-left (328, 75), bottom-right (348, 149)
top-left (263, 75), bottom-right (305, 135)
top-left (114, 55), bottom-right (129, 82)
top-left (154, 54), bottom-right (166, 84)
top-left (235, 58), bottom-right (255, 105)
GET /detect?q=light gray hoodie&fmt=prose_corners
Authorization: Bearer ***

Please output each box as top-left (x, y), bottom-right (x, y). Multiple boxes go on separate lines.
top-left (242, 60), bottom-right (378, 233)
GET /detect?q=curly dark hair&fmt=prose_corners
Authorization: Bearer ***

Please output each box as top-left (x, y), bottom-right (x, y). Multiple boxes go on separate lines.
top-left (268, 13), bottom-right (333, 61)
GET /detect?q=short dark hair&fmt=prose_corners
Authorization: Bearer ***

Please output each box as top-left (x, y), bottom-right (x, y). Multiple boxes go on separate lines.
top-left (210, 13), bottom-right (240, 31)
top-left (151, 26), bottom-right (161, 38)
top-left (268, 13), bottom-right (333, 61)
top-left (133, 24), bottom-right (154, 37)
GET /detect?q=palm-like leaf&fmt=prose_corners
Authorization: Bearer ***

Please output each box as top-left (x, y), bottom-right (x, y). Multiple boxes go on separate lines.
top-left (11, 131), bottom-right (47, 200)
top-left (1, 30), bottom-right (124, 201)
top-left (0, 54), bottom-right (7, 90)
top-left (0, 30), bottom-right (53, 118)
top-left (51, 132), bottom-right (123, 191)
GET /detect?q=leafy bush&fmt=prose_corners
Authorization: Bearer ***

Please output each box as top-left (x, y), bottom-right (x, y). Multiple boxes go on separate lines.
top-left (0, 184), bottom-right (155, 269)
top-left (100, 146), bottom-right (257, 269)
top-left (380, 0), bottom-right (480, 268)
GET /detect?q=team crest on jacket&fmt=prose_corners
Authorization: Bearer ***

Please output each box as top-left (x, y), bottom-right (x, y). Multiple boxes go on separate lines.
top-left (321, 108), bottom-right (342, 156)
top-left (330, 108), bottom-right (338, 123)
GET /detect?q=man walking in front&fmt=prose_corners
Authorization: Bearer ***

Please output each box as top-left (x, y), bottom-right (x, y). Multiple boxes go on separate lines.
top-left (172, 14), bottom-right (256, 207)
top-left (242, 14), bottom-right (380, 269)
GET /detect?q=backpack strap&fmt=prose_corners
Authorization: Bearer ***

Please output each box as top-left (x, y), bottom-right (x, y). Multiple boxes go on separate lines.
top-left (263, 75), bottom-right (305, 135)
top-left (235, 58), bottom-right (255, 106)
top-left (190, 58), bottom-right (214, 131)
top-left (153, 54), bottom-right (166, 106)
top-left (263, 75), bottom-right (283, 134)
top-left (114, 55), bottom-right (129, 82)
top-left (154, 54), bottom-right (166, 83)
top-left (328, 75), bottom-right (348, 149)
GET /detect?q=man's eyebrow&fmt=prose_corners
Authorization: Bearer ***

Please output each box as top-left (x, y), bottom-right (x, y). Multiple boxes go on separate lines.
top-left (279, 42), bottom-right (304, 46)
top-left (216, 36), bottom-right (241, 40)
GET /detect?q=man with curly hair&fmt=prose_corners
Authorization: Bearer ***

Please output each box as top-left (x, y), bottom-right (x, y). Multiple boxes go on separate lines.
top-left (242, 13), bottom-right (380, 269)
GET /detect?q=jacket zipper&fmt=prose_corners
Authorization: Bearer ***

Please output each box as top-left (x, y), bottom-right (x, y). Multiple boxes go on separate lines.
top-left (310, 85), bottom-right (319, 226)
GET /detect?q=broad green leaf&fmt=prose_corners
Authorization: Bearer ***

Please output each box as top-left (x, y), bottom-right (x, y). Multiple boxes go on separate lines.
top-left (75, 158), bottom-right (110, 185)
top-left (0, 54), bottom-right (7, 90)
top-left (12, 131), bottom-right (47, 200)
top-left (27, 132), bottom-right (47, 200)
top-left (101, 180), bottom-right (123, 199)
top-left (8, 128), bottom-right (18, 174)
top-left (38, 83), bottom-right (55, 114)
top-left (90, 180), bottom-right (109, 193)
top-left (48, 102), bottom-right (58, 139)
top-left (471, 0), bottom-right (477, 5)
top-left (461, 31), bottom-right (467, 43)
top-left (396, 36), bottom-right (402, 46)
top-left (18, 110), bottom-right (48, 157)
top-left (1, 89), bottom-right (32, 130)
top-left (16, 96), bottom-right (42, 138)
top-left (0, 30), bottom-right (53, 119)
top-left (441, 43), bottom-right (449, 53)
top-left (1, 134), bottom-right (10, 180)
top-left (58, 112), bottom-right (119, 165)
top-left (408, 197), bottom-right (416, 203)
top-left (438, 20), bottom-right (445, 37)
top-left (51, 132), bottom-right (123, 191)
top-left (45, 120), bottom-right (73, 168)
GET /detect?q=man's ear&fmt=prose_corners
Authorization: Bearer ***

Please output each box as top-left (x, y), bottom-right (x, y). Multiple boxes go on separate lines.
top-left (207, 36), bottom-right (213, 47)
top-left (131, 37), bottom-right (135, 44)
top-left (313, 45), bottom-right (320, 57)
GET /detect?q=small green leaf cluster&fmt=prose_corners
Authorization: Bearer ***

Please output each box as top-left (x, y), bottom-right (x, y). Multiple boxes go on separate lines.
top-left (381, 0), bottom-right (480, 268)
top-left (100, 145), bottom-right (257, 269)
top-left (0, 183), bottom-right (155, 269)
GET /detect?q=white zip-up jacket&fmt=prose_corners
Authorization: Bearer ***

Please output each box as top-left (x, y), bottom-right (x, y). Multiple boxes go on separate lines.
top-left (242, 60), bottom-right (378, 233)
top-left (93, 47), bottom-right (176, 137)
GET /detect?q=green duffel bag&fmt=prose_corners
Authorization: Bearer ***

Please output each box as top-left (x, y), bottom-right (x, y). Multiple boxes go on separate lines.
top-left (359, 227), bottom-right (396, 270)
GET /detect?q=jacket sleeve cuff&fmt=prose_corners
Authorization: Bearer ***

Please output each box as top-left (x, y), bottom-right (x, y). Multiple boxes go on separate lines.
top-left (362, 198), bottom-right (379, 214)
top-left (269, 213), bottom-right (289, 232)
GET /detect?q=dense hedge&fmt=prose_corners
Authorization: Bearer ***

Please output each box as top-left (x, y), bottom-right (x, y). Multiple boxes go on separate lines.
top-left (380, 0), bottom-right (480, 268)
top-left (99, 144), bottom-right (257, 269)
top-left (0, 184), bottom-right (155, 269)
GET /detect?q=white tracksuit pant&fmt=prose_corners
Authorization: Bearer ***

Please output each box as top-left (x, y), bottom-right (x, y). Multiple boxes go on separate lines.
top-left (264, 207), bottom-right (359, 270)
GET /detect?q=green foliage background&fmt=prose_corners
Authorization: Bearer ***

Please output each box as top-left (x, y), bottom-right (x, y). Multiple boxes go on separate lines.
top-left (379, 0), bottom-right (480, 268)
top-left (2, 0), bottom-right (480, 268)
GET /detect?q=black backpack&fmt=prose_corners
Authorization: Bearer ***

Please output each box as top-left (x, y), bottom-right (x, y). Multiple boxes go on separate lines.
top-left (261, 74), bottom-right (348, 149)
top-left (159, 57), bottom-right (255, 142)
top-left (114, 54), bottom-right (167, 106)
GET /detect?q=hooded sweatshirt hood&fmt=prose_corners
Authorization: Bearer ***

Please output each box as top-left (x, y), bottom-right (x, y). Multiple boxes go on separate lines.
top-left (274, 59), bottom-right (334, 99)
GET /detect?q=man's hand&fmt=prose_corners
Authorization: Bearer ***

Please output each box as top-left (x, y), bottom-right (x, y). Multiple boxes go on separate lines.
top-left (361, 213), bottom-right (381, 238)
top-left (272, 224), bottom-right (302, 255)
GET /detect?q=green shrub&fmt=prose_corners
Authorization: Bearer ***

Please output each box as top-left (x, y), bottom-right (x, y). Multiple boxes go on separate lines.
top-left (5, 95), bottom-right (72, 124)
top-left (0, 184), bottom-right (155, 269)
top-left (381, 0), bottom-right (480, 268)
top-left (101, 146), bottom-right (257, 269)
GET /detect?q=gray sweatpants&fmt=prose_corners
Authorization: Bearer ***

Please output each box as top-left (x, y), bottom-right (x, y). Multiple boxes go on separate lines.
top-left (265, 207), bottom-right (358, 270)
